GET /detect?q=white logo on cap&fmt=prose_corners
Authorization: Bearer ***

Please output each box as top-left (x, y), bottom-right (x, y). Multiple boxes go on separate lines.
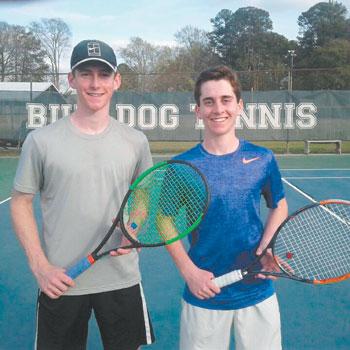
top-left (87, 42), bottom-right (101, 56)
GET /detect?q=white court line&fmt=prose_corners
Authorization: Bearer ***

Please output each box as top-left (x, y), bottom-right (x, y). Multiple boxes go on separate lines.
top-left (282, 178), bottom-right (349, 225)
top-left (284, 176), bottom-right (350, 180)
top-left (0, 197), bottom-right (11, 205)
top-left (282, 178), bottom-right (317, 203)
top-left (281, 168), bottom-right (350, 171)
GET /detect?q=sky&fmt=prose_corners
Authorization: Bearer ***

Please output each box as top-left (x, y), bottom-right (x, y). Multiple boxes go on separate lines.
top-left (1, 0), bottom-right (350, 71)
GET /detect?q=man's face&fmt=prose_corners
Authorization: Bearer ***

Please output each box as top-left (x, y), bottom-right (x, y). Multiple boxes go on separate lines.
top-left (68, 63), bottom-right (121, 113)
top-left (195, 79), bottom-right (243, 138)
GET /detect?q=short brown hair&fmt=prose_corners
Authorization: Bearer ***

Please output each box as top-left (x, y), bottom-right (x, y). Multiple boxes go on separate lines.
top-left (194, 65), bottom-right (241, 105)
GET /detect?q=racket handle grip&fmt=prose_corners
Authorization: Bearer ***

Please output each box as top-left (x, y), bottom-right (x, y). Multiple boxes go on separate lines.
top-left (213, 270), bottom-right (243, 288)
top-left (66, 256), bottom-right (94, 279)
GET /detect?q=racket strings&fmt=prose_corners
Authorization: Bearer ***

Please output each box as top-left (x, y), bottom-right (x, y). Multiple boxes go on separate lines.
top-left (123, 163), bottom-right (208, 245)
top-left (283, 206), bottom-right (348, 279)
top-left (274, 202), bottom-right (349, 281)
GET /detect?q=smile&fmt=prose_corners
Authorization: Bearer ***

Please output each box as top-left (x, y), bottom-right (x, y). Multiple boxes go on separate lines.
top-left (87, 92), bottom-right (104, 97)
top-left (210, 117), bottom-right (228, 122)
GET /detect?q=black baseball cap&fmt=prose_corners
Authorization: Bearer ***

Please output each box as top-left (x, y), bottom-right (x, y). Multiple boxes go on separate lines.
top-left (70, 39), bottom-right (117, 72)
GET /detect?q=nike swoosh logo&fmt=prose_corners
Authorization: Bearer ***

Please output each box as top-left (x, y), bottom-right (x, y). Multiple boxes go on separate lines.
top-left (242, 157), bottom-right (260, 164)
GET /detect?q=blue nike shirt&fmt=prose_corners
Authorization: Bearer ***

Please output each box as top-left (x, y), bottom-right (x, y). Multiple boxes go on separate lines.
top-left (174, 140), bottom-right (285, 310)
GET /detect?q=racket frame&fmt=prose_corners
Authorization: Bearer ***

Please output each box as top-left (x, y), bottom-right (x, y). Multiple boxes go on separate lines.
top-left (214, 199), bottom-right (350, 287)
top-left (268, 199), bottom-right (350, 284)
top-left (118, 160), bottom-right (210, 248)
top-left (66, 160), bottom-right (210, 278)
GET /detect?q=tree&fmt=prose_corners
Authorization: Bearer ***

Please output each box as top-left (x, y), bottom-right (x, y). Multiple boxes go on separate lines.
top-left (231, 6), bottom-right (273, 73)
top-left (237, 32), bottom-right (293, 90)
top-left (174, 25), bottom-right (219, 74)
top-left (152, 49), bottom-right (196, 92)
top-left (149, 26), bottom-right (221, 92)
top-left (12, 25), bottom-right (49, 82)
top-left (0, 22), bottom-right (12, 81)
top-left (209, 7), bottom-right (273, 67)
top-left (298, 1), bottom-right (350, 50)
top-left (209, 7), bottom-right (293, 90)
top-left (175, 25), bottom-right (210, 52)
top-left (119, 37), bottom-right (158, 74)
top-left (295, 1), bottom-right (350, 89)
top-left (209, 7), bottom-right (281, 69)
top-left (29, 18), bottom-right (71, 88)
top-left (232, 6), bottom-right (273, 36)
top-left (295, 39), bottom-right (350, 89)
top-left (0, 22), bottom-right (48, 82)
top-left (208, 9), bottom-right (236, 66)
top-left (117, 63), bottom-right (139, 91)
top-left (118, 37), bottom-right (172, 92)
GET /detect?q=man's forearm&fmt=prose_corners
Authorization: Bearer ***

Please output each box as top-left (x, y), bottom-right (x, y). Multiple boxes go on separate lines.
top-left (260, 198), bottom-right (288, 251)
top-left (10, 192), bottom-right (49, 274)
top-left (166, 240), bottom-right (198, 281)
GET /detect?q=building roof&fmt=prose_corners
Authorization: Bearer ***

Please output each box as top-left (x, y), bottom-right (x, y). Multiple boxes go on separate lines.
top-left (0, 82), bottom-right (59, 92)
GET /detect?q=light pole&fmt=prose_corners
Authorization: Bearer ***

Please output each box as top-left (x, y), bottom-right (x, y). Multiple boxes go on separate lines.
top-left (288, 50), bottom-right (296, 92)
top-left (286, 50), bottom-right (296, 153)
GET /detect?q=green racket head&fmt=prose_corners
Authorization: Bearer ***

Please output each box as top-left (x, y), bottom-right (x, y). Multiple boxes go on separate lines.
top-left (120, 160), bottom-right (210, 247)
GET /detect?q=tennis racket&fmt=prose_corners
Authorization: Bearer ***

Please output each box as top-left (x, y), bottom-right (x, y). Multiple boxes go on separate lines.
top-left (214, 199), bottom-right (350, 287)
top-left (66, 160), bottom-right (210, 279)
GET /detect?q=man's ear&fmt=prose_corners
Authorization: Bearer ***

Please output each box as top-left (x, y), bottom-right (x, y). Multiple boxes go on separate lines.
top-left (195, 104), bottom-right (202, 120)
top-left (113, 73), bottom-right (122, 90)
top-left (68, 72), bottom-right (76, 89)
top-left (237, 98), bottom-right (244, 113)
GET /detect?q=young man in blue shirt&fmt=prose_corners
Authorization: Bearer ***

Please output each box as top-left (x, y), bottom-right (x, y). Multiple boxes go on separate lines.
top-left (167, 65), bottom-right (288, 350)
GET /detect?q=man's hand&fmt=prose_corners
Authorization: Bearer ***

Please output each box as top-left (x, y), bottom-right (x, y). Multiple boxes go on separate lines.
top-left (110, 235), bottom-right (136, 256)
top-left (256, 249), bottom-right (280, 280)
top-left (33, 262), bottom-right (75, 299)
top-left (184, 265), bottom-right (221, 300)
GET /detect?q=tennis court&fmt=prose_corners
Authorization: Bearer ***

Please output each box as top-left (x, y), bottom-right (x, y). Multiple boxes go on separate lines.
top-left (0, 154), bottom-right (349, 350)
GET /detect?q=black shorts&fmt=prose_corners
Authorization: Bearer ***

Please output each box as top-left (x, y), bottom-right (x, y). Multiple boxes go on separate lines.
top-left (35, 284), bottom-right (155, 350)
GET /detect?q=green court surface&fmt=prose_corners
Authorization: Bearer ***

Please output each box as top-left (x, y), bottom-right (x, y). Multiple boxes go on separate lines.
top-left (0, 155), bottom-right (349, 349)
top-left (0, 157), bottom-right (18, 202)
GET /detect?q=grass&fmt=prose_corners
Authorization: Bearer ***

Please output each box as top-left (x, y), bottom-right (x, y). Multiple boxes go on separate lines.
top-left (0, 148), bottom-right (21, 157)
top-left (1, 141), bottom-right (349, 158)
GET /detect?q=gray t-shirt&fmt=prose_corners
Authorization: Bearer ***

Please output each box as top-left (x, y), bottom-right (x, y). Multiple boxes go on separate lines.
top-left (13, 116), bottom-right (153, 295)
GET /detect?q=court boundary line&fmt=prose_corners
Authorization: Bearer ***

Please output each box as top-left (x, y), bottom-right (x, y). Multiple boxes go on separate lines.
top-left (284, 176), bottom-right (350, 179)
top-left (0, 197), bottom-right (11, 205)
top-left (282, 178), bottom-right (317, 203)
top-left (281, 168), bottom-right (350, 171)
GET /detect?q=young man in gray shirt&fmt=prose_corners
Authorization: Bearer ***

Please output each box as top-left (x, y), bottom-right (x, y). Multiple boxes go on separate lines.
top-left (11, 39), bottom-right (155, 350)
